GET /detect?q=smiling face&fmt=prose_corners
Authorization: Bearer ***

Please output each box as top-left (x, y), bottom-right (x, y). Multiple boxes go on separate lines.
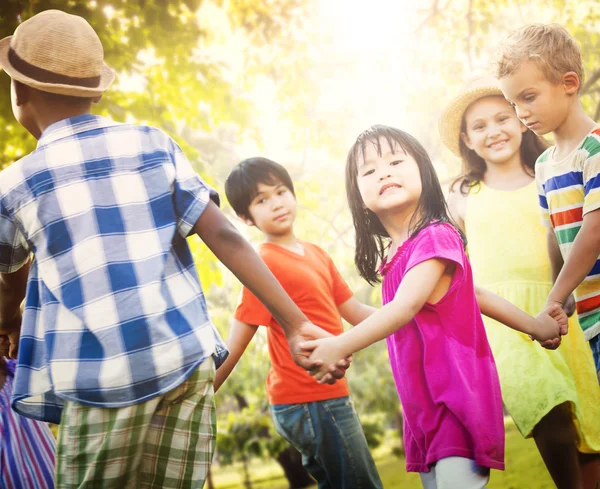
top-left (499, 60), bottom-right (572, 137)
top-left (356, 137), bottom-right (422, 218)
top-left (461, 95), bottom-right (527, 166)
top-left (245, 180), bottom-right (297, 238)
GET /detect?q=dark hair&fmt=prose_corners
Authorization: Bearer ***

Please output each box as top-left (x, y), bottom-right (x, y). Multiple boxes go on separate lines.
top-left (225, 157), bottom-right (295, 219)
top-left (346, 125), bottom-right (465, 285)
top-left (452, 102), bottom-right (550, 195)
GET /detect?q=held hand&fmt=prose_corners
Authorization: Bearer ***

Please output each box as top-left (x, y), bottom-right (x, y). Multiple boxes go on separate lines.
top-left (301, 337), bottom-right (349, 384)
top-left (288, 322), bottom-right (349, 385)
top-left (0, 313), bottom-right (22, 359)
top-left (563, 295), bottom-right (576, 317)
top-left (529, 305), bottom-right (564, 349)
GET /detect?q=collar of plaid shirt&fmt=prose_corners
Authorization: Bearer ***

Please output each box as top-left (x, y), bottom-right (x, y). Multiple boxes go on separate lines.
top-left (0, 114), bottom-right (228, 423)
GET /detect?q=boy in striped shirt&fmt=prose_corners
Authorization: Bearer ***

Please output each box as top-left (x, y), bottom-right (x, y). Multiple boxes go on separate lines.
top-left (497, 24), bottom-right (600, 379)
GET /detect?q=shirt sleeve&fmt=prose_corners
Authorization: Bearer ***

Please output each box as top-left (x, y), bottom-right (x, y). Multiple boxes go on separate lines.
top-left (404, 224), bottom-right (465, 281)
top-left (169, 137), bottom-right (220, 238)
top-left (0, 198), bottom-right (30, 273)
top-left (234, 286), bottom-right (272, 326)
top-left (535, 161), bottom-right (552, 228)
top-left (582, 137), bottom-right (600, 217)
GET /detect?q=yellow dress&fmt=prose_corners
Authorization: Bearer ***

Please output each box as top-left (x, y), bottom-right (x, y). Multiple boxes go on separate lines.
top-left (465, 180), bottom-right (600, 450)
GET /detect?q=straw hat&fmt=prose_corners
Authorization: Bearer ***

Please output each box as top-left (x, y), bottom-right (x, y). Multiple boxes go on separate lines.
top-left (0, 10), bottom-right (114, 97)
top-left (438, 74), bottom-right (505, 157)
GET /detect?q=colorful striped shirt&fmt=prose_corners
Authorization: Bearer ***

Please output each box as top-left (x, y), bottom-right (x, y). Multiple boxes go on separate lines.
top-left (0, 360), bottom-right (55, 489)
top-left (536, 128), bottom-right (600, 340)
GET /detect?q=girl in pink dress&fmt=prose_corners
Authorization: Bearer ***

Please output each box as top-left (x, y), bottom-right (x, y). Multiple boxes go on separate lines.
top-left (302, 125), bottom-right (567, 489)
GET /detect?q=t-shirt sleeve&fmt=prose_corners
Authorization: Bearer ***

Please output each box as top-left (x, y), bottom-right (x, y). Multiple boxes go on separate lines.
top-left (0, 198), bottom-right (30, 273)
top-left (234, 285), bottom-right (272, 326)
top-left (535, 161), bottom-right (552, 228)
top-left (169, 137), bottom-right (220, 238)
top-left (404, 224), bottom-right (465, 280)
top-left (327, 255), bottom-right (353, 306)
top-left (582, 132), bottom-right (600, 217)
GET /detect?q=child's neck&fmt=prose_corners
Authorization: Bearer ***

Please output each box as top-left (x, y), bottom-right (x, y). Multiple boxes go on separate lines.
top-left (378, 207), bottom-right (416, 256)
top-left (265, 231), bottom-right (303, 254)
top-left (483, 153), bottom-right (533, 191)
top-left (31, 104), bottom-right (93, 140)
top-left (552, 99), bottom-right (597, 160)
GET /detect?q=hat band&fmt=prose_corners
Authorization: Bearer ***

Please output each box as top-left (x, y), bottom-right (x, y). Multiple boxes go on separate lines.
top-left (8, 47), bottom-right (101, 88)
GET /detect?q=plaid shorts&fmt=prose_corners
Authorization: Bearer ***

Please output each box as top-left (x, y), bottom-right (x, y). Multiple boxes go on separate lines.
top-left (56, 358), bottom-right (216, 489)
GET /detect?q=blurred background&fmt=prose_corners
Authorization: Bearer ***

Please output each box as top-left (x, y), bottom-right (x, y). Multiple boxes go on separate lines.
top-left (1, 1), bottom-right (599, 487)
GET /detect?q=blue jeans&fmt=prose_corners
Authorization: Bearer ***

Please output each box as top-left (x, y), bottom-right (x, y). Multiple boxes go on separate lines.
top-left (270, 396), bottom-right (383, 489)
top-left (590, 335), bottom-right (600, 383)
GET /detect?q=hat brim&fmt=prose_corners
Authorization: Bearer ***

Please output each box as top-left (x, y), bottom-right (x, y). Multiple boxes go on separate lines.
top-left (0, 36), bottom-right (115, 98)
top-left (439, 86), bottom-right (505, 157)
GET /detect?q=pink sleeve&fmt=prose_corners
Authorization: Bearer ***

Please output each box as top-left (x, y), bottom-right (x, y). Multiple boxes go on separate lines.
top-left (404, 224), bottom-right (465, 280)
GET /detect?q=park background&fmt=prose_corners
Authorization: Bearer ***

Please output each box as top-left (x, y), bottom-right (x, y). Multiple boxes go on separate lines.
top-left (2, 1), bottom-right (599, 487)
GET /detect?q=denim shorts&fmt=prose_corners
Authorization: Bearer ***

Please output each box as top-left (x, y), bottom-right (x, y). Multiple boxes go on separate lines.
top-left (590, 335), bottom-right (600, 382)
top-left (270, 396), bottom-right (382, 489)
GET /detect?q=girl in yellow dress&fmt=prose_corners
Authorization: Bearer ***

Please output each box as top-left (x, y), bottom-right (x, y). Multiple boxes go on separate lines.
top-left (440, 75), bottom-right (600, 489)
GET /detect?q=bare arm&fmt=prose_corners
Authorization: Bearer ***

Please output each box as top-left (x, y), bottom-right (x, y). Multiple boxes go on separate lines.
top-left (192, 201), bottom-right (343, 379)
top-left (547, 209), bottom-right (600, 305)
top-left (302, 259), bottom-right (451, 372)
top-left (447, 185), bottom-right (466, 233)
top-left (0, 259), bottom-right (30, 358)
top-left (474, 286), bottom-right (564, 341)
top-left (337, 296), bottom-right (376, 326)
top-left (214, 319), bottom-right (258, 392)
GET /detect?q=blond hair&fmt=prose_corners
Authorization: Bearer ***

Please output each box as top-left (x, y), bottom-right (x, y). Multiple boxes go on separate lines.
top-left (496, 24), bottom-right (584, 90)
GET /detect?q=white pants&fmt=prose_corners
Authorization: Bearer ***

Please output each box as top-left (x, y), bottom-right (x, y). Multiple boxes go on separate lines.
top-left (420, 457), bottom-right (490, 489)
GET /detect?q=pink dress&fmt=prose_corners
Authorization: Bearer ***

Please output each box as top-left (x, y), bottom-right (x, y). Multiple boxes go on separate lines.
top-left (381, 223), bottom-right (504, 473)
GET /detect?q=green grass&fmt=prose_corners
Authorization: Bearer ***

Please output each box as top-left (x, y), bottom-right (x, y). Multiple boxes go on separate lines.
top-left (211, 421), bottom-right (555, 488)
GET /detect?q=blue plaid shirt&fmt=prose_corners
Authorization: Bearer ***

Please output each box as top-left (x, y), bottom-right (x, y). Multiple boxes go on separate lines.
top-left (0, 114), bottom-right (228, 423)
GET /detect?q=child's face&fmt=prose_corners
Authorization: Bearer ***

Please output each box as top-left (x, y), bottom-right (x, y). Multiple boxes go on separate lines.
top-left (461, 96), bottom-right (526, 166)
top-left (245, 180), bottom-right (297, 237)
top-left (356, 138), bottom-right (422, 218)
top-left (499, 61), bottom-right (571, 137)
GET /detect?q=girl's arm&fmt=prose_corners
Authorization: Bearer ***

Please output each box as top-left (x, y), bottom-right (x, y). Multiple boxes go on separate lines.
top-left (214, 319), bottom-right (259, 393)
top-left (475, 286), bottom-right (565, 343)
top-left (337, 297), bottom-right (376, 326)
top-left (302, 258), bottom-right (451, 373)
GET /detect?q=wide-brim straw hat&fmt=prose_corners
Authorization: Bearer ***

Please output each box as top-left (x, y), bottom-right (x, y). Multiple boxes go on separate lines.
top-left (439, 74), bottom-right (505, 157)
top-left (0, 9), bottom-right (114, 98)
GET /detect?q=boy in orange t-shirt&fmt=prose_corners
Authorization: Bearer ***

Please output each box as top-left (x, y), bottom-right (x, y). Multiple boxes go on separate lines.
top-left (216, 157), bottom-right (382, 489)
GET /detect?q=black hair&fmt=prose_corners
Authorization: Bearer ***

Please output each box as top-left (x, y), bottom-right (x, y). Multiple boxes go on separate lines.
top-left (225, 157), bottom-right (296, 219)
top-left (346, 125), bottom-right (465, 285)
top-left (452, 98), bottom-right (550, 195)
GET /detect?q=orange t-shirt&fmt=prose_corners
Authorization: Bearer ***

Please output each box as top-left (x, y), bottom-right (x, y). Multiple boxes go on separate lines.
top-left (234, 241), bottom-right (352, 405)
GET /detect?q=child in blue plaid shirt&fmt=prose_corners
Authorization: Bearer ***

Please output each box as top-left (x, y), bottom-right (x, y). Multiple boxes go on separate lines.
top-left (0, 10), bottom-right (346, 489)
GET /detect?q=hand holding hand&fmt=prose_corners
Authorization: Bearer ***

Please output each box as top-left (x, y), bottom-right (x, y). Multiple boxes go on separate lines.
top-left (288, 322), bottom-right (350, 384)
top-left (531, 303), bottom-right (567, 350)
top-left (300, 336), bottom-right (349, 384)
top-left (0, 313), bottom-right (22, 359)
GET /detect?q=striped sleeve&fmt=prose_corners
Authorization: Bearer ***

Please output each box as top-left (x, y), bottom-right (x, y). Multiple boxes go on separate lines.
top-left (582, 130), bottom-right (600, 217)
top-left (535, 158), bottom-right (552, 228)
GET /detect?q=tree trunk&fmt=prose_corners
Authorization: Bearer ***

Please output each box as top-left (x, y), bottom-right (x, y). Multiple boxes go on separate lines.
top-left (276, 445), bottom-right (314, 489)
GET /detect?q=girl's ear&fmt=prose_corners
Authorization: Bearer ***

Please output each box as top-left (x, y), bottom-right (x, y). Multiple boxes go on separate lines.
top-left (460, 132), bottom-right (474, 150)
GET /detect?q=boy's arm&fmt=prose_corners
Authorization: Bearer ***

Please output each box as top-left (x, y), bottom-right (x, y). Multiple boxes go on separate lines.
top-left (337, 297), bottom-right (376, 326)
top-left (192, 201), bottom-right (345, 381)
top-left (546, 228), bottom-right (576, 315)
top-left (214, 319), bottom-right (258, 392)
top-left (475, 286), bottom-right (565, 346)
top-left (546, 209), bottom-right (600, 307)
top-left (0, 259), bottom-right (30, 358)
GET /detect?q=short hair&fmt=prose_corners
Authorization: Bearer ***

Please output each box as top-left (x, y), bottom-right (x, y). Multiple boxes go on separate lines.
top-left (496, 24), bottom-right (584, 89)
top-left (224, 157), bottom-right (295, 218)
